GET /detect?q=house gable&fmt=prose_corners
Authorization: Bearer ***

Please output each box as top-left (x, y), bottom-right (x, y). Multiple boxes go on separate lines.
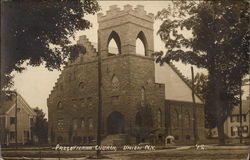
top-left (155, 62), bottom-right (203, 104)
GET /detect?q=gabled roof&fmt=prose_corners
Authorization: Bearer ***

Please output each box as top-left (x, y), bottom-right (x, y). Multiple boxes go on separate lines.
top-left (155, 62), bottom-right (203, 104)
top-left (167, 62), bottom-right (204, 102)
top-left (0, 92), bottom-right (36, 116)
top-left (0, 97), bottom-right (15, 114)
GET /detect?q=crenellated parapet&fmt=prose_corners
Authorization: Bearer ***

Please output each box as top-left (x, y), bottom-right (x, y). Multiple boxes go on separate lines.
top-left (97, 5), bottom-right (154, 23)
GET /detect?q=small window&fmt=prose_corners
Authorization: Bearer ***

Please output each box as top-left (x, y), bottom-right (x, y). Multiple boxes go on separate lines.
top-left (236, 115), bottom-right (240, 122)
top-left (230, 115), bottom-right (234, 122)
top-left (87, 97), bottom-right (93, 106)
top-left (72, 99), bottom-right (77, 108)
top-left (111, 75), bottom-right (119, 89)
top-left (73, 118), bottom-right (78, 130)
top-left (243, 115), bottom-right (246, 122)
top-left (10, 131), bottom-right (15, 140)
top-left (80, 98), bottom-right (85, 108)
top-left (88, 117), bottom-right (93, 129)
top-left (57, 118), bottom-right (64, 130)
top-left (81, 118), bottom-right (85, 128)
top-left (10, 117), bottom-right (16, 125)
top-left (57, 101), bottom-right (63, 110)
top-left (243, 126), bottom-right (248, 133)
top-left (24, 131), bottom-right (29, 138)
top-left (231, 126), bottom-right (237, 136)
top-left (79, 82), bottom-right (84, 90)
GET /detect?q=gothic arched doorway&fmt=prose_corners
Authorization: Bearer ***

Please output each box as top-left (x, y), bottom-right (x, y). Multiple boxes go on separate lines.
top-left (107, 111), bottom-right (125, 134)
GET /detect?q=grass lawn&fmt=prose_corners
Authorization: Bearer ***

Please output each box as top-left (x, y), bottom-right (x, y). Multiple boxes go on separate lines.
top-left (2, 148), bottom-right (249, 160)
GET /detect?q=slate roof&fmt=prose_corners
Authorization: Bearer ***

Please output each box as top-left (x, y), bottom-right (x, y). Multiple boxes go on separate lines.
top-left (167, 62), bottom-right (204, 103)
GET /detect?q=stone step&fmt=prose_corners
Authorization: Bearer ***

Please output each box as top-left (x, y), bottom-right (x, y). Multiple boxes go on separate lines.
top-left (102, 134), bottom-right (127, 146)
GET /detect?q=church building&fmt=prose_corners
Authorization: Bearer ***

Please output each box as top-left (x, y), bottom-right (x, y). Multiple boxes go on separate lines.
top-left (47, 5), bottom-right (205, 145)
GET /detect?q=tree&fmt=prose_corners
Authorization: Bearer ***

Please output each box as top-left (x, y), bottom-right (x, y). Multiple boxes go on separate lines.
top-left (155, 1), bottom-right (249, 144)
top-left (1, 0), bottom-right (100, 92)
top-left (32, 107), bottom-right (48, 144)
top-left (194, 73), bottom-right (208, 101)
top-left (193, 73), bottom-right (217, 129)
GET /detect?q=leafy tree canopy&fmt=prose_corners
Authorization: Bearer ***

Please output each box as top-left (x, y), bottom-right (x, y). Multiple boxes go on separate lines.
top-left (1, 0), bottom-right (100, 90)
top-left (155, 0), bottom-right (249, 144)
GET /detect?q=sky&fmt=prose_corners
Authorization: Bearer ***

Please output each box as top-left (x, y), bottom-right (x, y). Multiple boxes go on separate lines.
top-left (11, 1), bottom-right (249, 117)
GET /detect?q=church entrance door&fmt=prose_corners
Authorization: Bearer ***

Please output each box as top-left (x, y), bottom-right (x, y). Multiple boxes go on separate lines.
top-left (107, 111), bottom-right (125, 134)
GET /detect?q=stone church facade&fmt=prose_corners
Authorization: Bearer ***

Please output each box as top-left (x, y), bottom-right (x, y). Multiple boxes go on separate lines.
top-left (47, 5), bottom-right (205, 145)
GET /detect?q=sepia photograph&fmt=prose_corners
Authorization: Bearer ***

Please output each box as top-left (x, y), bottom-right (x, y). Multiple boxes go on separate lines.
top-left (0, 0), bottom-right (249, 159)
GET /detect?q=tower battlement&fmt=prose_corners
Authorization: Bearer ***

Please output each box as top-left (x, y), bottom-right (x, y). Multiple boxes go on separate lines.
top-left (97, 5), bottom-right (154, 23)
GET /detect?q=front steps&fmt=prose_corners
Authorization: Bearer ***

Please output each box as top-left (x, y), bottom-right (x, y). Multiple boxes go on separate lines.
top-left (101, 134), bottom-right (127, 146)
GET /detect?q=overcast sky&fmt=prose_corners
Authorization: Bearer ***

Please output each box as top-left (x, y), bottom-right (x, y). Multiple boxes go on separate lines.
top-left (11, 1), bottom-right (249, 117)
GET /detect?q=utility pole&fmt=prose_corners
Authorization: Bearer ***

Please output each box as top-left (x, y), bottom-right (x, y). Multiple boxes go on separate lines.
top-left (14, 91), bottom-right (18, 149)
top-left (96, 30), bottom-right (102, 158)
top-left (191, 66), bottom-right (198, 144)
top-left (239, 79), bottom-right (243, 144)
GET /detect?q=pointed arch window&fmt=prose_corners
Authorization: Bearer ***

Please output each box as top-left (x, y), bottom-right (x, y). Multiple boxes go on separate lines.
top-left (185, 111), bottom-right (191, 128)
top-left (81, 117), bottom-right (85, 128)
top-left (73, 118), bottom-right (78, 130)
top-left (88, 117), bottom-right (93, 129)
top-left (57, 101), bottom-right (63, 110)
top-left (111, 75), bottom-right (119, 89)
top-left (79, 82), bottom-right (84, 90)
top-left (107, 31), bottom-right (121, 55)
top-left (157, 109), bottom-right (162, 127)
top-left (174, 109), bottom-right (180, 128)
top-left (141, 86), bottom-right (145, 106)
top-left (136, 31), bottom-right (147, 56)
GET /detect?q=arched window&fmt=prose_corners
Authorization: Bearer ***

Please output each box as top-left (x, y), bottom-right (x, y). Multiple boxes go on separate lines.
top-left (57, 101), bottom-right (63, 110)
top-left (111, 75), bottom-right (119, 89)
top-left (174, 109), bottom-right (180, 128)
top-left (73, 118), bottom-right (78, 130)
top-left (141, 87), bottom-right (145, 106)
top-left (79, 82), bottom-right (84, 90)
top-left (80, 98), bottom-right (85, 108)
top-left (136, 31), bottom-right (147, 56)
top-left (107, 31), bottom-right (121, 55)
top-left (88, 117), bottom-right (93, 129)
top-left (157, 109), bottom-right (162, 127)
top-left (57, 118), bottom-right (64, 131)
top-left (185, 111), bottom-right (191, 128)
top-left (81, 118), bottom-right (85, 128)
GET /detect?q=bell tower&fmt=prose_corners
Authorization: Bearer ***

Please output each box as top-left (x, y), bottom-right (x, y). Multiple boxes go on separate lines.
top-left (97, 5), bottom-right (165, 144)
top-left (97, 5), bottom-right (154, 57)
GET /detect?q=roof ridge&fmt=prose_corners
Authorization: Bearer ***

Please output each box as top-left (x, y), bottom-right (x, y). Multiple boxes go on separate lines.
top-left (168, 62), bottom-right (204, 103)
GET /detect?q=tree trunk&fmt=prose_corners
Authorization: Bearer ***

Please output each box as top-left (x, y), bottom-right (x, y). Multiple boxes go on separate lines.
top-left (214, 79), bottom-right (225, 145)
top-left (217, 116), bottom-right (225, 145)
